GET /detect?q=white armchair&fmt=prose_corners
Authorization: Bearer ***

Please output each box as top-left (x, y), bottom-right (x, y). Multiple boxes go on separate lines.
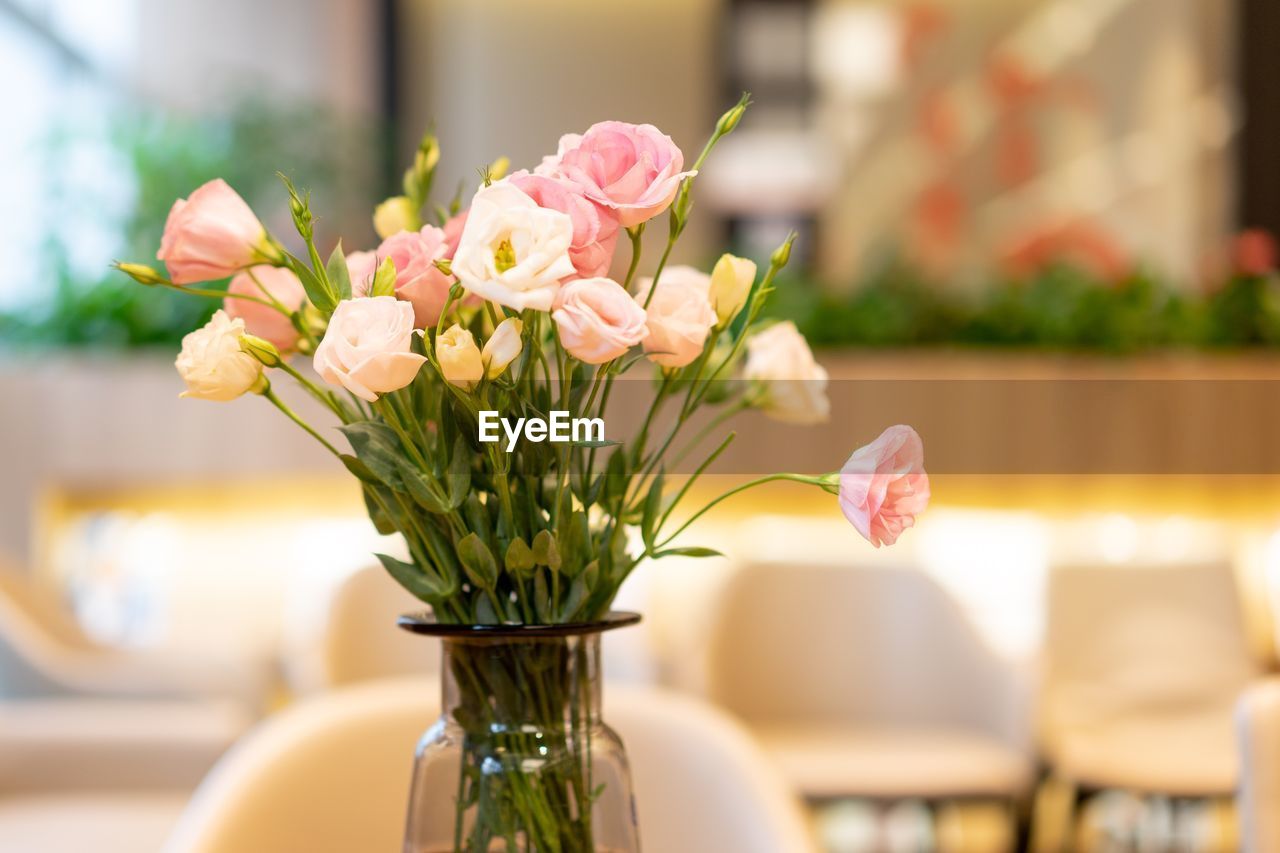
top-left (163, 679), bottom-right (818, 853)
top-left (705, 562), bottom-right (1034, 803)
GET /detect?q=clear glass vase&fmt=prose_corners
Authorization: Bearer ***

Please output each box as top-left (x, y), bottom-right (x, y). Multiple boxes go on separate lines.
top-left (399, 612), bottom-right (641, 853)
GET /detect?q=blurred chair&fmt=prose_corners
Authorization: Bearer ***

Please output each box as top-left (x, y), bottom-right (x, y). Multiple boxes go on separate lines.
top-left (1033, 561), bottom-right (1261, 851)
top-left (705, 562), bottom-right (1034, 802)
top-left (1237, 677), bottom-right (1280, 853)
top-left (163, 679), bottom-right (817, 853)
top-left (282, 563), bottom-right (439, 693)
top-left (0, 563), bottom-right (263, 793)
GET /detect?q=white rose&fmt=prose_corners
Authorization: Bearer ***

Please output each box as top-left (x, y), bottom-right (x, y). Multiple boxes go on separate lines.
top-left (313, 297), bottom-right (427, 402)
top-left (742, 321), bottom-right (830, 424)
top-left (175, 310), bottom-right (264, 401)
top-left (709, 253), bottom-right (756, 325)
top-left (452, 181), bottom-right (575, 311)
top-left (482, 317), bottom-right (524, 379)
top-left (437, 324), bottom-right (484, 390)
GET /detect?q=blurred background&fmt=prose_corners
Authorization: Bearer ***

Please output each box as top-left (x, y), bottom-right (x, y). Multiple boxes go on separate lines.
top-left (4, 0), bottom-right (1280, 851)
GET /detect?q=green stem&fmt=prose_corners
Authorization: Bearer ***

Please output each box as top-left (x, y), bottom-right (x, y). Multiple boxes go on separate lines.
top-left (654, 473), bottom-right (825, 551)
top-left (262, 387), bottom-right (340, 457)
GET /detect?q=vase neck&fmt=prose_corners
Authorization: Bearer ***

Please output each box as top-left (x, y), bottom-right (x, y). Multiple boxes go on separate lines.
top-left (440, 632), bottom-right (602, 729)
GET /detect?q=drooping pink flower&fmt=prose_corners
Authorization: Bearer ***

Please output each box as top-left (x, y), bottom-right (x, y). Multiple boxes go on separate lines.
top-left (510, 171), bottom-right (620, 279)
top-left (158, 179), bottom-right (266, 284)
top-left (223, 266), bottom-right (307, 352)
top-left (543, 122), bottom-right (694, 227)
top-left (838, 425), bottom-right (930, 547)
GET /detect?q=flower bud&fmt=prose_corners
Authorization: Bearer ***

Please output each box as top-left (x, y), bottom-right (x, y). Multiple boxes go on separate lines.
top-left (709, 253), bottom-right (757, 325)
top-left (436, 324), bottom-right (484, 390)
top-left (488, 155), bottom-right (511, 182)
top-left (239, 333), bottom-right (282, 368)
top-left (373, 196), bottom-right (417, 239)
top-left (771, 234), bottom-right (795, 270)
top-left (482, 317), bottom-right (524, 378)
top-left (115, 262), bottom-right (168, 286)
top-left (716, 94), bottom-right (750, 136)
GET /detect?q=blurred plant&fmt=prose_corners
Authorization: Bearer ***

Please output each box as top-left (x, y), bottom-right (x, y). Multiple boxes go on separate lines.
top-left (0, 97), bottom-right (379, 350)
top-left (768, 259), bottom-right (1280, 353)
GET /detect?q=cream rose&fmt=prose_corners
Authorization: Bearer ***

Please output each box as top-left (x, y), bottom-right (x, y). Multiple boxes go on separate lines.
top-left (743, 321), bottom-right (829, 424)
top-left (553, 277), bottom-right (649, 364)
top-left (452, 181), bottom-right (575, 311)
top-left (635, 266), bottom-right (716, 368)
top-left (437, 324), bottom-right (484, 390)
top-left (313, 297), bottom-right (427, 402)
top-left (482, 317), bottom-right (524, 378)
top-left (174, 310), bottom-right (263, 401)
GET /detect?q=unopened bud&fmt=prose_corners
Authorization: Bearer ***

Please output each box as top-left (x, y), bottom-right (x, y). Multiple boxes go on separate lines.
top-left (434, 258), bottom-right (453, 278)
top-left (716, 94), bottom-right (751, 136)
top-left (488, 155), bottom-right (510, 182)
top-left (240, 334), bottom-right (282, 368)
top-left (115, 262), bottom-right (167, 286)
top-left (771, 235), bottom-right (795, 270)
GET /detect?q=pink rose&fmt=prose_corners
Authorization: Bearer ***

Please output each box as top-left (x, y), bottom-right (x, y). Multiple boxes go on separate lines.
top-left (223, 266), bottom-right (307, 352)
top-left (552, 277), bottom-right (649, 364)
top-left (346, 250), bottom-right (378, 297)
top-left (838, 425), bottom-right (931, 547)
top-left (635, 266), bottom-right (716, 368)
top-left (158, 179), bottom-right (267, 284)
top-left (547, 122), bottom-right (695, 227)
top-left (442, 209), bottom-right (469, 259)
top-left (510, 171), bottom-right (620, 279)
top-left (376, 226), bottom-right (456, 328)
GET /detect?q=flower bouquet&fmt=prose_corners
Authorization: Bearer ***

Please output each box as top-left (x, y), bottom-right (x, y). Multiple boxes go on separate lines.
top-left (117, 96), bottom-right (929, 852)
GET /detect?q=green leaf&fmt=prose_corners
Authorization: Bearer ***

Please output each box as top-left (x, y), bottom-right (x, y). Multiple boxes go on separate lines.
top-left (285, 250), bottom-right (335, 313)
top-left (400, 465), bottom-right (450, 514)
top-left (533, 571), bottom-right (552, 623)
top-left (446, 436), bottom-right (471, 509)
top-left (640, 470), bottom-right (665, 551)
top-left (570, 437), bottom-right (619, 448)
top-left (475, 594), bottom-right (500, 625)
top-left (531, 529), bottom-right (561, 571)
top-left (371, 256), bottom-right (397, 298)
top-left (581, 559), bottom-right (599, 589)
top-left (375, 553), bottom-right (454, 604)
top-left (558, 577), bottom-right (590, 622)
top-left (338, 422), bottom-right (405, 489)
top-left (651, 546), bottom-right (725, 559)
top-left (362, 486), bottom-right (397, 535)
top-left (456, 532), bottom-right (498, 590)
top-left (326, 240), bottom-right (352, 301)
top-left (558, 509), bottom-right (591, 578)
top-left (340, 454), bottom-right (380, 485)
top-left (505, 537), bottom-right (535, 575)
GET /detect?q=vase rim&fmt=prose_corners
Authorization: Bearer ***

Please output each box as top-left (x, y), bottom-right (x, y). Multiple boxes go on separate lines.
top-left (396, 610), bottom-right (641, 638)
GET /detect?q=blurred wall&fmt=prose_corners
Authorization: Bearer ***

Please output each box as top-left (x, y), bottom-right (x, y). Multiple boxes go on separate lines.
top-left (396, 0), bottom-right (724, 264)
top-left (131, 0), bottom-right (379, 115)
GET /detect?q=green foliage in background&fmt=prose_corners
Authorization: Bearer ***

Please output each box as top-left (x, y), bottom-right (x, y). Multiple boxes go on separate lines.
top-left (767, 262), bottom-right (1280, 353)
top-left (0, 98), bottom-right (379, 350)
